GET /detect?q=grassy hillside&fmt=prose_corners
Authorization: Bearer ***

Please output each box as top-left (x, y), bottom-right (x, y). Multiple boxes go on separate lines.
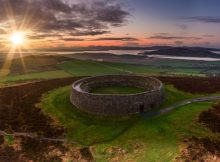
top-left (0, 55), bottom-right (69, 75)
top-left (94, 102), bottom-right (214, 162)
top-left (0, 70), bottom-right (71, 83)
top-left (58, 60), bottom-right (207, 77)
top-left (57, 60), bottom-right (126, 76)
top-left (144, 47), bottom-right (220, 58)
top-left (39, 85), bottom-right (217, 161)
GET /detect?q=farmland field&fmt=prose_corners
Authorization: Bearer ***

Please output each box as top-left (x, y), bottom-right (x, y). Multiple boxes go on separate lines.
top-left (2, 55), bottom-right (220, 85)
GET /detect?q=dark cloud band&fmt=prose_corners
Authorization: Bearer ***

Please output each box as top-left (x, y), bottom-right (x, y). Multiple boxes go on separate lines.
top-left (179, 16), bottom-right (220, 23)
top-left (0, 0), bottom-right (130, 41)
top-left (147, 33), bottom-right (203, 40)
top-left (94, 37), bottom-right (138, 41)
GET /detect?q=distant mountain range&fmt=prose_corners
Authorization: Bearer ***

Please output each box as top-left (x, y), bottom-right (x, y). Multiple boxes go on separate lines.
top-left (1, 45), bottom-right (220, 53)
top-left (1, 46), bottom-right (220, 60)
top-left (38, 46), bottom-right (220, 52)
top-left (140, 47), bottom-right (220, 58)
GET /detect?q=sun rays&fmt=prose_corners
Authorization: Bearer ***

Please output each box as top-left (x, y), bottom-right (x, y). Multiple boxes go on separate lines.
top-left (0, 2), bottom-right (34, 78)
top-left (9, 32), bottom-right (25, 46)
top-left (0, 30), bottom-right (30, 77)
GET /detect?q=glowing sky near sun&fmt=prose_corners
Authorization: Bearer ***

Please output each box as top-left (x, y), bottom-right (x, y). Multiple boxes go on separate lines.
top-left (0, 0), bottom-right (220, 50)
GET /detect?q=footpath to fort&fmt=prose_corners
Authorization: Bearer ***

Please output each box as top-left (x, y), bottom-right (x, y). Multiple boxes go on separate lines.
top-left (141, 95), bottom-right (220, 118)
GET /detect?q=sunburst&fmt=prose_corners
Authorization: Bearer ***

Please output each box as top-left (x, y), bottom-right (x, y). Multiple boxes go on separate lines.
top-left (10, 32), bottom-right (25, 46)
top-left (0, 1), bottom-right (35, 78)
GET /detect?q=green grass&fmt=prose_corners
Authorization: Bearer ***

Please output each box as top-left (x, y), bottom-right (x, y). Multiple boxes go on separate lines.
top-left (91, 86), bottom-right (145, 94)
top-left (159, 85), bottom-right (198, 109)
top-left (39, 85), bottom-right (218, 161)
top-left (3, 55), bottom-right (220, 85)
top-left (105, 62), bottom-right (205, 77)
top-left (104, 62), bottom-right (163, 75)
top-left (58, 59), bottom-right (206, 77)
top-left (4, 134), bottom-right (15, 145)
top-left (57, 60), bottom-right (126, 76)
top-left (0, 70), bottom-right (71, 83)
top-left (94, 102), bottom-right (215, 162)
top-left (0, 59), bottom-right (209, 85)
top-left (39, 86), bottom-right (137, 146)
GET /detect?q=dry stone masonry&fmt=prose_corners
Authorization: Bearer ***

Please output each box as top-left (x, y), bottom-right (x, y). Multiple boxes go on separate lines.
top-left (70, 75), bottom-right (164, 116)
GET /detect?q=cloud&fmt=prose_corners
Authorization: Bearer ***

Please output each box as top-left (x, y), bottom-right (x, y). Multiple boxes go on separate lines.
top-left (70, 30), bottom-right (110, 36)
top-left (27, 33), bottom-right (62, 40)
top-left (61, 38), bottom-right (85, 41)
top-left (43, 0), bottom-right (72, 13)
top-left (203, 34), bottom-right (214, 38)
top-left (0, 29), bottom-right (5, 35)
top-left (202, 41), bottom-right (211, 45)
top-left (0, 0), bottom-right (130, 41)
top-left (147, 33), bottom-right (203, 40)
top-left (124, 42), bottom-right (140, 47)
top-left (176, 24), bottom-right (188, 30)
top-left (93, 1), bottom-right (129, 26)
top-left (174, 41), bottom-right (183, 45)
top-left (94, 37), bottom-right (138, 41)
top-left (179, 16), bottom-right (220, 23)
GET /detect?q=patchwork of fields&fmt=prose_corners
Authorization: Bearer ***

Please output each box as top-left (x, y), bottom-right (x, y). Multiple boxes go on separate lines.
top-left (1, 55), bottom-right (220, 85)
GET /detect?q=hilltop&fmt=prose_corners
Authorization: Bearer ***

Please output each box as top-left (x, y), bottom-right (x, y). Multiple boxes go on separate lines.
top-left (141, 47), bottom-right (220, 58)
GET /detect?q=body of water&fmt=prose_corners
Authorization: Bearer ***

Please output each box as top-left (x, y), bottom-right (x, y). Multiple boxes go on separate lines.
top-left (212, 51), bottom-right (220, 54)
top-left (148, 55), bottom-right (220, 61)
top-left (56, 50), bottom-right (151, 55)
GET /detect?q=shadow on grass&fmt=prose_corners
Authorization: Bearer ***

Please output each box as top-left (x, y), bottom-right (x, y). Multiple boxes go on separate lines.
top-left (39, 86), bottom-right (139, 146)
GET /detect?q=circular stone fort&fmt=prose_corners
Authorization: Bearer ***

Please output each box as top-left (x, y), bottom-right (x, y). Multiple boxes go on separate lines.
top-left (70, 75), bottom-right (164, 116)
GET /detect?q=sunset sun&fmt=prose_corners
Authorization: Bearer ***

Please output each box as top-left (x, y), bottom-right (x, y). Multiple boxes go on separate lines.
top-left (9, 32), bottom-right (25, 46)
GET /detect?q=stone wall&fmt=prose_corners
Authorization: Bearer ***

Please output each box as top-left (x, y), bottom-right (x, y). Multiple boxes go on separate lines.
top-left (70, 75), bottom-right (164, 116)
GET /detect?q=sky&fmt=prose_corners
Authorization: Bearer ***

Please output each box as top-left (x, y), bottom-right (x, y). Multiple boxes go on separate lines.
top-left (0, 0), bottom-right (220, 50)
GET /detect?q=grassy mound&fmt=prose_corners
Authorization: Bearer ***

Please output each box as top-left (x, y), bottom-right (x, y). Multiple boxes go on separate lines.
top-left (39, 85), bottom-right (217, 161)
top-left (91, 86), bottom-right (145, 94)
top-left (39, 86), bottom-right (136, 146)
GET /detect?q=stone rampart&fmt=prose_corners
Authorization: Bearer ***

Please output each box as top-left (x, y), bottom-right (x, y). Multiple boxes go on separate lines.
top-left (70, 75), bottom-right (164, 116)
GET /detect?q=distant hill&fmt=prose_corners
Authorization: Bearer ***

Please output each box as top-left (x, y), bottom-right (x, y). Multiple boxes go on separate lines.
top-left (141, 47), bottom-right (220, 58)
top-left (39, 46), bottom-right (220, 52)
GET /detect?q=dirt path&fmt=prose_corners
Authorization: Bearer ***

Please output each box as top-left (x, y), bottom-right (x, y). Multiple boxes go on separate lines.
top-left (141, 96), bottom-right (220, 118)
top-left (0, 130), bottom-right (66, 143)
